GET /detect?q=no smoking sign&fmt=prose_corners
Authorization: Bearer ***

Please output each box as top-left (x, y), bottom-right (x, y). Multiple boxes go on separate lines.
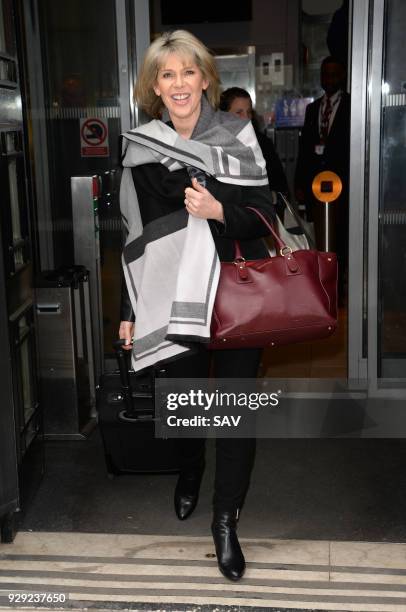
top-left (80, 117), bottom-right (109, 157)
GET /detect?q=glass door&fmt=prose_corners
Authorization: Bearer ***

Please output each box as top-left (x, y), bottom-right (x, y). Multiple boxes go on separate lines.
top-left (375, 0), bottom-right (406, 382)
top-left (367, 0), bottom-right (406, 391)
top-left (349, 0), bottom-right (406, 402)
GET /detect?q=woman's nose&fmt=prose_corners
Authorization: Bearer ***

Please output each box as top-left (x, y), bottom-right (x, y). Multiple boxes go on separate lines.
top-left (174, 73), bottom-right (185, 87)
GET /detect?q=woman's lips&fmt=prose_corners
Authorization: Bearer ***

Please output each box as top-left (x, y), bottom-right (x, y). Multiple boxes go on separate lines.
top-left (171, 93), bottom-right (191, 105)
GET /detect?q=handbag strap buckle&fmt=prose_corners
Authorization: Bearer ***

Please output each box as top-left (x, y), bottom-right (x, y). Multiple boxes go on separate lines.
top-left (233, 257), bottom-right (250, 281)
top-left (281, 247), bottom-right (300, 274)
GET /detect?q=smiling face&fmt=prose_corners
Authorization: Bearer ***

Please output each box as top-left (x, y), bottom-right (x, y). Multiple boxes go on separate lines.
top-left (153, 52), bottom-right (209, 135)
top-left (228, 96), bottom-right (253, 120)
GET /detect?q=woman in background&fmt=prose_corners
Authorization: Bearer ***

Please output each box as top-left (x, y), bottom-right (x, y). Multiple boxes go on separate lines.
top-left (220, 86), bottom-right (289, 199)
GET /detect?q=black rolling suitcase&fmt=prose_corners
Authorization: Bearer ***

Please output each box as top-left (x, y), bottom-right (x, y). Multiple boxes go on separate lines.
top-left (97, 340), bottom-right (179, 475)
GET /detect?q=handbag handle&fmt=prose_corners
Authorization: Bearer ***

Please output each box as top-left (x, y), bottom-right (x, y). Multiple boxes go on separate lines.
top-left (233, 207), bottom-right (299, 274)
top-left (246, 207), bottom-right (290, 255)
top-left (233, 207), bottom-right (290, 261)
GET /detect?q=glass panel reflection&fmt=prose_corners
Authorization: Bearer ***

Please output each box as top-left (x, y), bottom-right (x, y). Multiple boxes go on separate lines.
top-left (378, 0), bottom-right (406, 377)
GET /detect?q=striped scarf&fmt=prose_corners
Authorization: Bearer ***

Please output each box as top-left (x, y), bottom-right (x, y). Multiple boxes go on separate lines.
top-left (120, 96), bottom-right (268, 372)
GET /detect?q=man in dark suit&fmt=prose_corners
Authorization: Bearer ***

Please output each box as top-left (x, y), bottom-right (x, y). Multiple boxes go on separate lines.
top-left (295, 56), bottom-right (350, 301)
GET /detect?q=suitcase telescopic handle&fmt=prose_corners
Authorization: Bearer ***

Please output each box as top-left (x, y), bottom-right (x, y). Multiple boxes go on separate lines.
top-left (113, 339), bottom-right (136, 417)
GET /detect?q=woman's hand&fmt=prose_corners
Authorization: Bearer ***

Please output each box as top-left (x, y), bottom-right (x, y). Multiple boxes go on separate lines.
top-left (184, 177), bottom-right (224, 222)
top-left (119, 320), bottom-right (135, 351)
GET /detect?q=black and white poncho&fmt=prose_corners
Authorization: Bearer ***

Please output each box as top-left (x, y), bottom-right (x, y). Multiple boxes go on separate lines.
top-left (120, 97), bottom-right (269, 372)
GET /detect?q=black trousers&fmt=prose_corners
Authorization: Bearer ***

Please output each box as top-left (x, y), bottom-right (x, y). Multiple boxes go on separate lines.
top-left (164, 346), bottom-right (261, 513)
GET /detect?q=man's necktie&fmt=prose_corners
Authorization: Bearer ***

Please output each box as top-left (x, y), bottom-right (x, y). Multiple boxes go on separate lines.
top-left (320, 96), bottom-right (332, 143)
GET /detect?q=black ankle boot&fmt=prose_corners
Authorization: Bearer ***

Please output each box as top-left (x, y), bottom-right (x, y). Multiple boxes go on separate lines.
top-left (174, 466), bottom-right (204, 520)
top-left (211, 510), bottom-right (245, 581)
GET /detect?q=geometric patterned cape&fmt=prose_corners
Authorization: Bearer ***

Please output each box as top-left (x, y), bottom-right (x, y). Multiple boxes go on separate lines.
top-left (120, 97), bottom-right (268, 372)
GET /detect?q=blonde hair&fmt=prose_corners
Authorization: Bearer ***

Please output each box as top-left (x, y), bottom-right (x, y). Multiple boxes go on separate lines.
top-left (134, 30), bottom-right (221, 118)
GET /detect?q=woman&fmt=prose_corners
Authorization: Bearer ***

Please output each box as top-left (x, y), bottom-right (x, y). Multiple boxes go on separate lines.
top-left (219, 86), bottom-right (289, 199)
top-left (119, 30), bottom-right (275, 581)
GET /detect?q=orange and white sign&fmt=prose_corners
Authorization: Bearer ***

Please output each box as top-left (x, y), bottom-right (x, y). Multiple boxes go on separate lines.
top-left (80, 117), bottom-right (109, 157)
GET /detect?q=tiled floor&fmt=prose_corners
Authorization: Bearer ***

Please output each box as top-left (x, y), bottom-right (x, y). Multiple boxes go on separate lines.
top-left (8, 430), bottom-right (406, 611)
top-left (2, 531), bottom-right (406, 611)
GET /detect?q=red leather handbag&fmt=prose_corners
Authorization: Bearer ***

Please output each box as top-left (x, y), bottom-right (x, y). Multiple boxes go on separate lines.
top-left (209, 207), bottom-right (337, 350)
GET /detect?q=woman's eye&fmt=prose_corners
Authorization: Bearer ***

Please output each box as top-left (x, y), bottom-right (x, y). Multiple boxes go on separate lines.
top-left (185, 70), bottom-right (195, 75)
top-left (162, 72), bottom-right (172, 78)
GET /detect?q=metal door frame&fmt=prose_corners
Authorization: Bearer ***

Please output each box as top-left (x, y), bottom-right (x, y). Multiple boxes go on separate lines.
top-left (366, 0), bottom-right (386, 396)
top-left (22, 0), bottom-right (54, 270)
top-left (115, 0), bottom-right (150, 132)
top-left (347, 0), bottom-right (369, 384)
